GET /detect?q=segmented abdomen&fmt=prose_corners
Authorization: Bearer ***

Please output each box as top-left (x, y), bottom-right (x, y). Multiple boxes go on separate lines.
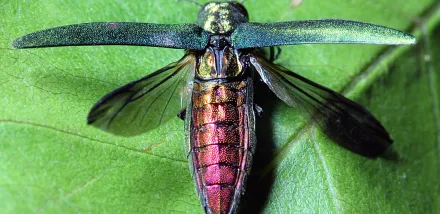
top-left (189, 80), bottom-right (254, 214)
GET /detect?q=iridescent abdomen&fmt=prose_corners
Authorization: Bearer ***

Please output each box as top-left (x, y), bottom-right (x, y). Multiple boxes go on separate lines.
top-left (188, 80), bottom-right (254, 214)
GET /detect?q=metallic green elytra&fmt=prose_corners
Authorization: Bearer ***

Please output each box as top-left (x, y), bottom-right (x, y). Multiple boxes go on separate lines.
top-left (231, 20), bottom-right (417, 48)
top-left (12, 1), bottom-right (415, 50)
top-left (12, 23), bottom-right (209, 50)
top-left (12, 1), bottom-right (417, 214)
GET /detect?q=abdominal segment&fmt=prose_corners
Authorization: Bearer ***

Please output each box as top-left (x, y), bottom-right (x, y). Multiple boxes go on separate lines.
top-left (189, 80), bottom-right (253, 214)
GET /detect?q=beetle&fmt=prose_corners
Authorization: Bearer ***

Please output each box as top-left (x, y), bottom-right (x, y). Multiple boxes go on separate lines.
top-left (13, 1), bottom-right (415, 214)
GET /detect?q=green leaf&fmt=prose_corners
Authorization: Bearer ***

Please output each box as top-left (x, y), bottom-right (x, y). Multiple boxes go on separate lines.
top-left (1, 0), bottom-right (439, 213)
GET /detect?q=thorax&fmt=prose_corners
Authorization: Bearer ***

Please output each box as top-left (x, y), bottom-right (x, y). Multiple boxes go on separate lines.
top-left (195, 35), bottom-right (245, 81)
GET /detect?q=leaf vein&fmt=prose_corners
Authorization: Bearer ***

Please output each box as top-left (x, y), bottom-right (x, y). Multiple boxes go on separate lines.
top-left (421, 19), bottom-right (440, 175)
top-left (311, 127), bottom-right (340, 213)
top-left (0, 119), bottom-right (186, 163)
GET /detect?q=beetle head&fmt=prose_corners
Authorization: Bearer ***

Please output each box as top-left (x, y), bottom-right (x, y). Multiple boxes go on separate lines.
top-left (197, 1), bottom-right (249, 34)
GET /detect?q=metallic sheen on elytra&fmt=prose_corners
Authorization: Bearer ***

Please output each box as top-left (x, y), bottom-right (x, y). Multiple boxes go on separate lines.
top-left (13, 1), bottom-right (416, 214)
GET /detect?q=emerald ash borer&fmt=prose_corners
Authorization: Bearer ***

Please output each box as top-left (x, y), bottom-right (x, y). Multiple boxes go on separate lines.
top-left (13, 1), bottom-right (416, 214)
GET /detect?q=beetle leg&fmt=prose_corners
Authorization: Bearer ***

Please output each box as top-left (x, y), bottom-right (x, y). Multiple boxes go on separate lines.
top-left (177, 108), bottom-right (186, 120)
top-left (269, 46), bottom-right (282, 62)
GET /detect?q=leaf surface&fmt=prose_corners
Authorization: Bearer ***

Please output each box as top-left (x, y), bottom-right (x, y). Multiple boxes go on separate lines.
top-left (1, 0), bottom-right (439, 213)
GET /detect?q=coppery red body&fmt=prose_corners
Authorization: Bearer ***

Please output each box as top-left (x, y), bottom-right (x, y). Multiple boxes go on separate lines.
top-left (185, 46), bottom-right (256, 214)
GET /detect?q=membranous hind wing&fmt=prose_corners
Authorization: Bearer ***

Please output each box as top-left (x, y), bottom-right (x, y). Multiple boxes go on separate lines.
top-left (88, 53), bottom-right (195, 136)
top-left (250, 55), bottom-right (392, 157)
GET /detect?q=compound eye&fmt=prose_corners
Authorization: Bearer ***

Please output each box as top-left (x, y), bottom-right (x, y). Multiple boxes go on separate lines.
top-left (231, 2), bottom-right (249, 19)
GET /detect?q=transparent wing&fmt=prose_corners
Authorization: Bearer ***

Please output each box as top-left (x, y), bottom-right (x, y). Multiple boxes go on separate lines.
top-left (250, 54), bottom-right (392, 157)
top-left (87, 52), bottom-right (195, 136)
